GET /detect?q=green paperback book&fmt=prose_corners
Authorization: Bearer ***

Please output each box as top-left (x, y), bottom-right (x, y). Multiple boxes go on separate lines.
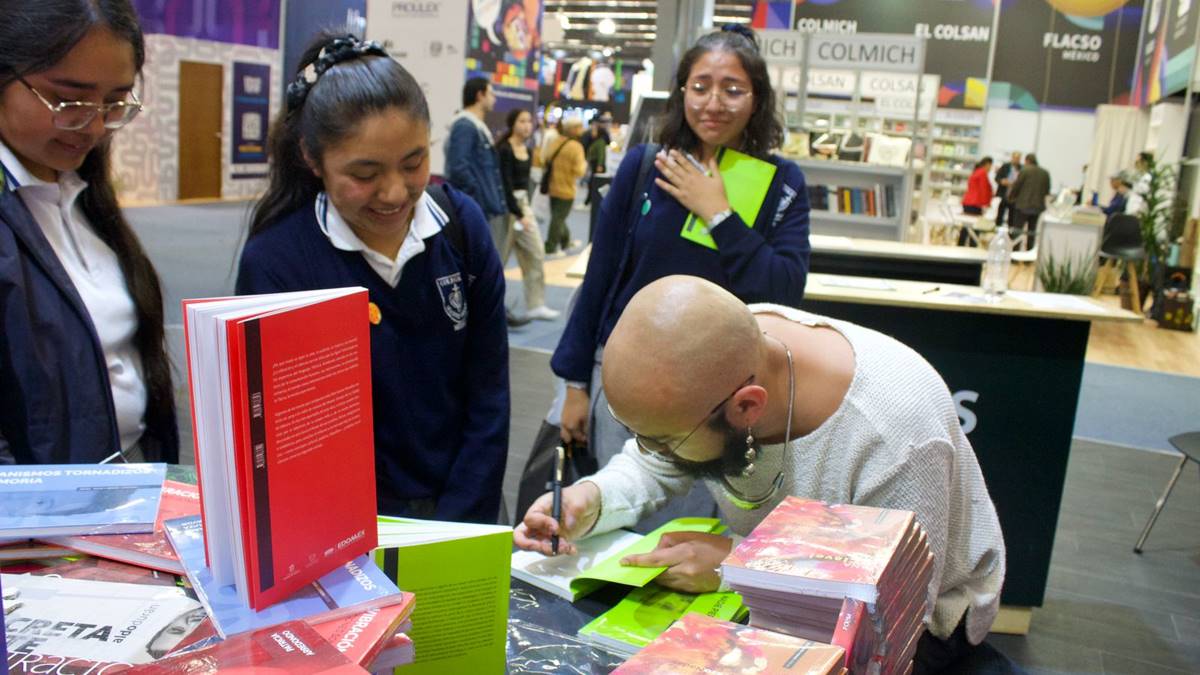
top-left (373, 516), bottom-right (513, 675)
top-left (578, 583), bottom-right (747, 657)
top-left (680, 147), bottom-right (778, 250)
top-left (509, 517), bottom-right (723, 602)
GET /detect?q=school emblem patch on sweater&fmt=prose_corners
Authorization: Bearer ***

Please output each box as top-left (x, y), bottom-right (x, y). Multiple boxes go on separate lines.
top-left (436, 273), bottom-right (468, 330)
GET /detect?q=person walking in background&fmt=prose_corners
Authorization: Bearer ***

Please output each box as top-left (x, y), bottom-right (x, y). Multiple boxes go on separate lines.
top-left (993, 151), bottom-right (1021, 228)
top-left (446, 76), bottom-right (529, 327)
top-left (0, 0), bottom-right (178, 464)
top-left (543, 116), bottom-right (587, 256)
top-left (957, 156), bottom-right (993, 246)
top-left (582, 110), bottom-right (613, 178)
top-left (497, 108), bottom-right (558, 320)
top-left (1006, 153), bottom-right (1051, 252)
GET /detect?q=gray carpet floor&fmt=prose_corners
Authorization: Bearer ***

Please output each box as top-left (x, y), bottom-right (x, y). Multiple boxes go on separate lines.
top-left (1074, 363), bottom-right (1200, 453)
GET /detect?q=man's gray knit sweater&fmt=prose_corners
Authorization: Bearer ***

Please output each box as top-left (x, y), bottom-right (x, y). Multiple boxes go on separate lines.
top-left (585, 304), bottom-right (1006, 644)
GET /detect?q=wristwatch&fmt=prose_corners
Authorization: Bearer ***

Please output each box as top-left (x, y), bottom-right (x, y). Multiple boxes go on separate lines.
top-left (708, 208), bottom-right (734, 231)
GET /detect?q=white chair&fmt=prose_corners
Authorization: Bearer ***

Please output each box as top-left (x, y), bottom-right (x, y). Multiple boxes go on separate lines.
top-left (1009, 228), bottom-right (1038, 290)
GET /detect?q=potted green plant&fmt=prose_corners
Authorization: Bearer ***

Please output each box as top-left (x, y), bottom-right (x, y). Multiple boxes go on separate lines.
top-left (1037, 250), bottom-right (1098, 295)
top-left (1136, 155), bottom-right (1175, 313)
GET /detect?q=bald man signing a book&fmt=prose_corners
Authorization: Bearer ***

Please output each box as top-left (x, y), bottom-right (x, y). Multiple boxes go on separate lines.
top-left (515, 275), bottom-right (1006, 673)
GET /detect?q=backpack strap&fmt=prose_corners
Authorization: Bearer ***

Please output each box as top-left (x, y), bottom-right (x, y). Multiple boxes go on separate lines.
top-left (625, 142), bottom-right (659, 226)
top-left (425, 183), bottom-right (466, 259)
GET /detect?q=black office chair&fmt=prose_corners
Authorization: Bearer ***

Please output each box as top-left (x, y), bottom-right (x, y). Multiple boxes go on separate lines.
top-left (1134, 432), bottom-right (1199, 553)
top-left (1096, 213), bottom-right (1146, 315)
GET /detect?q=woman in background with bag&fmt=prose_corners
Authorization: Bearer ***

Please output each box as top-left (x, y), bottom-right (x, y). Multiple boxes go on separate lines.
top-left (541, 116), bottom-right (587, 256)
top-left (497, 108), bottom-right (558, 320)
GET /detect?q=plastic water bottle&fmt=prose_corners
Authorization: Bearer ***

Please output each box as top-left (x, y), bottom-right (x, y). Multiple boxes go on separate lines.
top-left (983, 226), bottom-right (1011, 301)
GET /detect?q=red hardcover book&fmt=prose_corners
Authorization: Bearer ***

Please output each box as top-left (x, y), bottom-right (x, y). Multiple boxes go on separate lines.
top-left (613, 613), bottom-right (845, 674)
top-left (122, 620), bottom-right (363, 674)
top-left (182, 288), bottom-right (377, 610)
top-left (43, 480), bottom-right (201, 574)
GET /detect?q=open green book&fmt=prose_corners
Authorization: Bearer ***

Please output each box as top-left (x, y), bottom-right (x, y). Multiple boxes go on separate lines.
top-left (509, 517), bottom-right (723, 602)
top-left (680, 147), bottom-right (778, 250)
top-left (373, 516), bottom-right (513, 675)
top-left (578, 584), bottom-right (747, 657)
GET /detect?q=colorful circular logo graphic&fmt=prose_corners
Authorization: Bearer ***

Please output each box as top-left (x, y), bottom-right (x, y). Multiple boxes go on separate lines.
top-left (1046, 0), bottom-right (1132, 16)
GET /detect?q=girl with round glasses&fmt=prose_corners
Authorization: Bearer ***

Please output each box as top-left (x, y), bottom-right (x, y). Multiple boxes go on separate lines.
top-left (549, 25), bottom-right (812, 497)
top-left (0, 0), bottom-right (177, 465)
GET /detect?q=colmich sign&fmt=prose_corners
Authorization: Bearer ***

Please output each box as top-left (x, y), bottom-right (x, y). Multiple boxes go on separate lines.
top-left (808, 33), bottom-right (925, 74)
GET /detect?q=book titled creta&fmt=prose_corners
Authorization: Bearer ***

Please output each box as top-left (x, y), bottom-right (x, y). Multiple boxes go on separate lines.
top-left (0, 463), bottom-right (165, 539)
top-left (181, 288), bottom-right (377, 611)
top-left (1, 573), bottom-right (205, 669)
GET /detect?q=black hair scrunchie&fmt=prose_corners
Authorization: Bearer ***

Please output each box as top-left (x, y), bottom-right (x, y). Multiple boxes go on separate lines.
top-left (720, 23), bottom-right (760, 51)
top-left (286, 35), bottom-right (390, 112)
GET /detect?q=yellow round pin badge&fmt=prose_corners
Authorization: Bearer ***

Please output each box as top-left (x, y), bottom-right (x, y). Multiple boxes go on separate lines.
top-left (368, 302), bottom-right (382, 325)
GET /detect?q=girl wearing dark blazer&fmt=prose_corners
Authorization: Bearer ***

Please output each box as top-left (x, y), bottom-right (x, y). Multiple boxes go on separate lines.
top-left (0, 0), bottom-right (177, 464)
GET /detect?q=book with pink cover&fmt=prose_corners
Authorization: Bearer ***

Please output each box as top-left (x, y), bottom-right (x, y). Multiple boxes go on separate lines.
top-left (612, 613), bottom-right (845, 674)
top-left (722, 497), bottom-right (914, 603)
top-left (121, 620), bottom-right (362, 674)
top-left (309, 596), bottom-right (415, 668)
top-left (43, 480), bottom-right (201, 574)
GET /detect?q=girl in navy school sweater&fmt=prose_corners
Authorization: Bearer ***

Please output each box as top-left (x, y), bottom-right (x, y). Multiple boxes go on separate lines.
top-left (550, 25), bottom-right (811, 468)
top-left (236, 34), bottom-right (509, 524)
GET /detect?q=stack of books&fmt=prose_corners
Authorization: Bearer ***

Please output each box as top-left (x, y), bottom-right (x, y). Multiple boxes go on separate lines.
top-left (2, 290), bottom-right (424, 672)
top-left (721, 497), bottom-right (933, 674)
top-left (612, 613), bottom-right (847, 674)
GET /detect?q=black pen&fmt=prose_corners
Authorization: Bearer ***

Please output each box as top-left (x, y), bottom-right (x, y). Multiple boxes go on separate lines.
top-left (551, 444), bottom-right (565, 555)
top-left (922, 286), bottom-right (941, 294)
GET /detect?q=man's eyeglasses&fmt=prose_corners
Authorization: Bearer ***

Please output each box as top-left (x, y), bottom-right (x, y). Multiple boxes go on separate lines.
top-left (682, 80), bottom-right (753, 111)
top-left (608, 375), bottom-right (754, 458)
top-left (19, 77), bottom-right (143, 131)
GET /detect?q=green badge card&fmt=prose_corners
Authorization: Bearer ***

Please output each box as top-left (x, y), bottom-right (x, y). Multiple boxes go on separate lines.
top-left (680, 147), bottom-right (778, 250)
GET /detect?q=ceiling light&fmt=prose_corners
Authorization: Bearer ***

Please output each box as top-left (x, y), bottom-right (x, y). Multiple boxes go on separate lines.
top-left (597, 18), bottom-right (617, 35)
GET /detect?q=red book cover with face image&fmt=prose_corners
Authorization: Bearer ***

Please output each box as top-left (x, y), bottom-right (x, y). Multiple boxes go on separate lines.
top-left (613, 613), bottom-right (846, 675)
top-left (722, 497), bottom-right (914, 603)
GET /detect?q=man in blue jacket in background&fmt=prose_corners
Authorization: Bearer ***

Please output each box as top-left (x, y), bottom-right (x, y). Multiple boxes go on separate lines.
top-left (445, 77), bottom-right (528, 326)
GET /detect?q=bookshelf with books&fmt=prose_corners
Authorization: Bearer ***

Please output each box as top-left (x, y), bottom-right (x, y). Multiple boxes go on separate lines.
top-left (762, 31), bottom-right (930, 241)
top-left (920, 109), bottom-right (985, 209)
top-left (796, 159), bottom-right (912, 241)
